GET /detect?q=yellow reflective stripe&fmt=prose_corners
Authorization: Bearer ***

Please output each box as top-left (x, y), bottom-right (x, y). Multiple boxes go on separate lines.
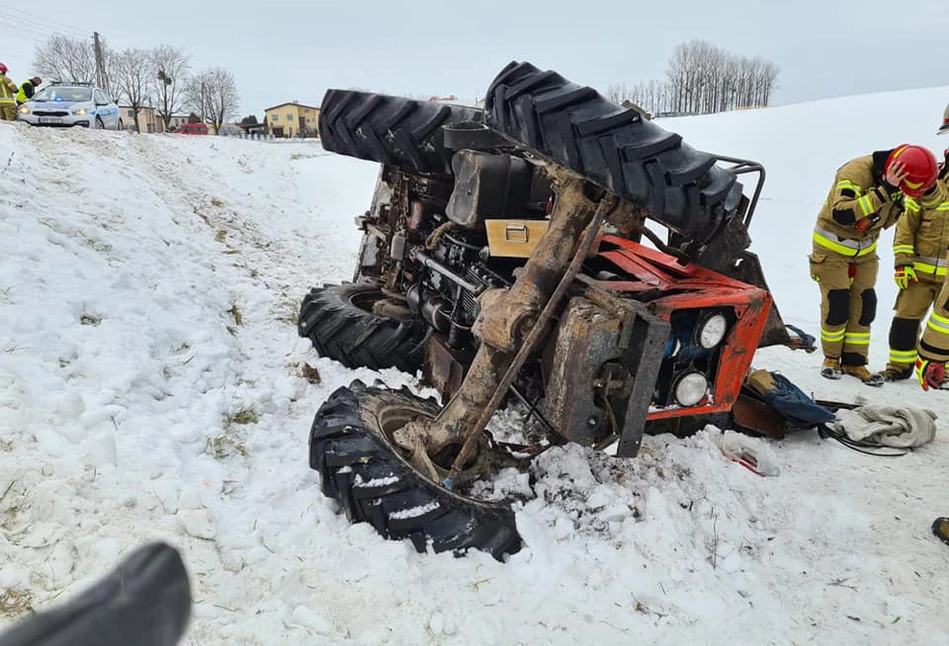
top-left (821, 328), bottom-right (846, 342)
top-left (913, 262), bottom-right (948, 276)
top-left (926, 311), bottom-right (949, 335)
top-left (926, 319), bottom-right (949, 335)
top-left (890, 349), bottom-right (918, 362)
top-left (893, 244), bottom-right (916, 255)
top-left (844, 332), bottom-right (871, 345)
top-left (905, 197), bottom-right (920, 213)
top-left (857, 195), bottom-right (874, 216)
top-left (813, 230), bottom-right (878, 257)
top-left (836, 180), bottom-right (863, 195)
top-left (936, 202), bottom-right (949, 212)
top-left (931, 311), bottom-right (949, 326)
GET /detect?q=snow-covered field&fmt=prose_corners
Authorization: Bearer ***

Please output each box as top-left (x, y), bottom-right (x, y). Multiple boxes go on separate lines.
top-left (1, 84), bottom-right (948, 646)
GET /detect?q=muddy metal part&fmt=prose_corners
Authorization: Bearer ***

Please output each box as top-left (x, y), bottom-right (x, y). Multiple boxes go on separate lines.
top-left (392, 170), bottom-right (607, 478)
top-left (540, 293), bottom-right (669, 457)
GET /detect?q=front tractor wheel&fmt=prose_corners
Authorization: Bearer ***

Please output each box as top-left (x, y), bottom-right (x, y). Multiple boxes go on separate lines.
top-left (308, 381), bottom-right (522, 560)
top-left (298, 283), bottom-right (428, 373)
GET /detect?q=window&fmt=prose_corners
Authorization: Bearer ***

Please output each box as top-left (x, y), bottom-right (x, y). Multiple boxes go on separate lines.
top-left (304, 108), bottom-right (309, 114)
top-left (286, 113), bottom-right (293, 121)
top-left (95, 90), bottom-right (108, 105)
top-left (33, 86), bottom-right (91, 102)
top-left (271, 114), bottom-right (278, 121)
top-left (128, 109), bottom-right (134, 117)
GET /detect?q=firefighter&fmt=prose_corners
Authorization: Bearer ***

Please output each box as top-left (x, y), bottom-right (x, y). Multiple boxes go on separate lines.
top-left (15, 76), bottom-right (41, 106)
top-left (810, 144), bottom-right (942, 385)
top-left (914, 149), bottom-right (949, 391)
top-left (879, 167), bottom-right (949, 381)
top-left (0, 63), bottom-right (18, 121)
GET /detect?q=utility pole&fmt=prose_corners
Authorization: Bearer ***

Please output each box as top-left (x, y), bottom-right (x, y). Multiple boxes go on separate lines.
top-left (93, 31), bottom-right (105, 89)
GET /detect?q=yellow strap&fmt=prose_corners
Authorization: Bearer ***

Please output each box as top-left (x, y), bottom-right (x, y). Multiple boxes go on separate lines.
top-left (836, 180), bottom-right (863, 196)
top-left (813, 230), bottom-right (877, 257)
top-left (890, 349), bottom-right (918, 362)
top-left (931, 311), bottom-right (949, 326)
top-left (821, 327), bottom-right (846, 342)
top-left (857, 195), bottom-right (874, 216)
top-left (844, 332), bottom-right (871, 345)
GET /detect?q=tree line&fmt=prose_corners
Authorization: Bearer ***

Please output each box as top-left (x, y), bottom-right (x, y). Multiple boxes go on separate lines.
top-left (607, 40), bottom-right (779, 117)
top-left (32, 34), bottom-right (240, 133)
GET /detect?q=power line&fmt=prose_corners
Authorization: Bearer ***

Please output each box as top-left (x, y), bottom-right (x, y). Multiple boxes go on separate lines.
top-left (0, 6), bottom-right (89, 38)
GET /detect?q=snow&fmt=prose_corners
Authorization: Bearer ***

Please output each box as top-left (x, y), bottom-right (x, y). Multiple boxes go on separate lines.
top-left (1, 84), bottom-right (949, 646)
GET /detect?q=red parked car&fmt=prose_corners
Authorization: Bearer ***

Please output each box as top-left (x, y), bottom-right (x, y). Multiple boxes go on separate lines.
top-left (172, 123), bottom-right (208, 135)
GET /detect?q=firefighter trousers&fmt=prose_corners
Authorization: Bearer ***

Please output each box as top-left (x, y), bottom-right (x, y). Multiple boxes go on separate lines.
top-left (918, 273), bottom-right (949, 365)
top-left (808, 246), bottom-right (879, 366)
top-left (0, 103), bottom-right (15, 121)
top-left (886, 272), bottom-right (943, 372)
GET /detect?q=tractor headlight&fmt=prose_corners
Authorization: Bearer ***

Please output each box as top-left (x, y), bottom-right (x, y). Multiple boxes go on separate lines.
top-left (696, 311), bottom-right (728, 349)
top-left (673, 371), bottom-right (708, 407)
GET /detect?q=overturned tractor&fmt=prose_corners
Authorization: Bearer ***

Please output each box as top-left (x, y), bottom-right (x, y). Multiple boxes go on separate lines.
top-left (299, 61), bottom-right (808, 560)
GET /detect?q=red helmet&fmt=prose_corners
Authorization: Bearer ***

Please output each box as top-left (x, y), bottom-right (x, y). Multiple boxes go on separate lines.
top-left (0, 63), bottom-right (7, 75)
top-left (886, 144), bottom-right (939, 198)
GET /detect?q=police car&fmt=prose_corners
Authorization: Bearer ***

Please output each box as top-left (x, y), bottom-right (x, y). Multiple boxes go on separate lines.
top-left (17, 81), bottom-right (124, 130)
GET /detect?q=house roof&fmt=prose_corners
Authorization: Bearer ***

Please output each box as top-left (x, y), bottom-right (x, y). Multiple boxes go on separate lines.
top-left (264, 101), bottom-right (321, 112)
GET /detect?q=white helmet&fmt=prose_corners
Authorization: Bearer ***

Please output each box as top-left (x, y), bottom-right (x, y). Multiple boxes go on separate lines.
top-left (939, 101), bottom-right (949, 135)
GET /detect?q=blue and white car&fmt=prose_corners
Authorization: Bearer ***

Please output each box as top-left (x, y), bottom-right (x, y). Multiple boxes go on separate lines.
top-left (17, 82), bottom-right (124, 130)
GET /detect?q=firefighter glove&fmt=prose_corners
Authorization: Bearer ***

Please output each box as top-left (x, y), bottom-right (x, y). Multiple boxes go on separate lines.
top-left (894, 265), bottom-right (917, 289)
top-left (916, 358), bottom-right (945, 391)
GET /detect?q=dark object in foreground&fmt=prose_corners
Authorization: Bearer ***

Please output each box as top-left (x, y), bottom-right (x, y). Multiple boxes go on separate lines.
top-left (932, 517), bottom-right (949, 546)
top-left (0, 542), bottom-right (191, 646)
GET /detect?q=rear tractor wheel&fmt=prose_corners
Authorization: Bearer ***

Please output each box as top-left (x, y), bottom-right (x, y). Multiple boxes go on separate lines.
top-left (308, 381), bottom-right (523, 560)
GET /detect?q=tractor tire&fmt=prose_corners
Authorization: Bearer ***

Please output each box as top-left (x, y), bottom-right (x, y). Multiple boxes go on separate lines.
top-left (484, 61), bottom-right (742, 244)
top-left (318, 90), bottom-right (484, 175)
top-left (309, 381), bottom-right (522, 560)
top-left (298, 282), bottom-right (427, 373)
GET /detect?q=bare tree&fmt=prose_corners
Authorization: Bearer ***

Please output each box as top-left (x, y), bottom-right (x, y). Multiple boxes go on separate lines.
top-left (112, 48), bottom-right (154, 132)
top-left (184, 70), bottom-right (213, 126)
top-left (187, 67), bottom-right (239, 132)
top-left (152, 45), bottom-right (190, 132)
top-left (32, 34), bottom-right (97, 84)
top-left (32, 32), bottom-right (121, 97)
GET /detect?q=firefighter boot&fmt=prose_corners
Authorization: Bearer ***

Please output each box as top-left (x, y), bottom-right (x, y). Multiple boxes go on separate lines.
top-left (820, 356), bottom-right (842, 380)
top-left (841, 364), bottom-right (885, 387)
top-left (933, 517), bottom-right (949, 547)
top-left (878, 366), bottom-right (913, 382)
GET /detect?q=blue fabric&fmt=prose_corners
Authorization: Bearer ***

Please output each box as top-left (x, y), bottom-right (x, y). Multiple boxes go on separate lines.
top-left (760, 372), bottom-right (836, 425)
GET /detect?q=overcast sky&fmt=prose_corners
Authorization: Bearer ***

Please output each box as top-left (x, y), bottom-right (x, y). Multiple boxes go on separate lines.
top-left (1, 0), bottom-right (947, 118)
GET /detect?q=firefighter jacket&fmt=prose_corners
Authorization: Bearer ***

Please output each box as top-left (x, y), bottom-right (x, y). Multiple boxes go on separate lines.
top-left (15, 80), bottom-right (35, 104)
top-left (893, 178), bottom-right (949, 278)
top-left (0, 75), bottom-right (17, 104)
top-left (813, 152), bottom-right (943, 259)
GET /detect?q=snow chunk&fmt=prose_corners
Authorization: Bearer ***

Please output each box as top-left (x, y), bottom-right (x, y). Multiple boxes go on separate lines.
top-left (388, 501), bottom-right (440, 520)
top-left (177, 508), bottom-right (216, 540)
top-left (353, 474), bottom-right (400, 488)
top-left (290, 606), bottom-right (333, 634)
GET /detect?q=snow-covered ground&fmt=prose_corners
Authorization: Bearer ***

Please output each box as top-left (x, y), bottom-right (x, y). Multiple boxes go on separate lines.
top-left (1, 84), bottom-right (948, 646)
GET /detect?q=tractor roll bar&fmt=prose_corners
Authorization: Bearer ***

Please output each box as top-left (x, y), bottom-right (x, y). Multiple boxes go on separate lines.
top-left (712, 154), bottom-right (766, 230)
